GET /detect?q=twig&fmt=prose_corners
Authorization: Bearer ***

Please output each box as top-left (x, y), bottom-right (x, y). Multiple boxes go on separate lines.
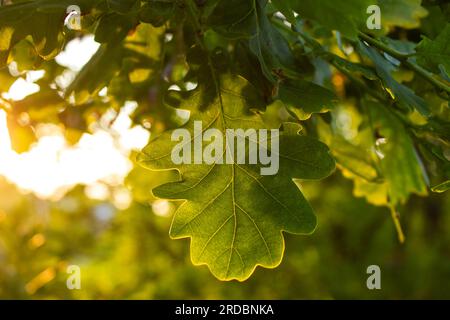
top-left (390, 206), bottom-right (405, 244)
top-left (358, 32), bottom-right (450, 95)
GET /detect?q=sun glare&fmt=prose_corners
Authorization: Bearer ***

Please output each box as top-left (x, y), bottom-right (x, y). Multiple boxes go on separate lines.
top-left (0, 37), bottom-right (150, 203)
top-left (0, 107), bottom-right (149, 201)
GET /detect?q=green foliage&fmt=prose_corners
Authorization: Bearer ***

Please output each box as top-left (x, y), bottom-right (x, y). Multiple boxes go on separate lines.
top-left (359, 43), bottom-right (429, 116)
top-left (0, 0), bottom-right (449, 282)
top-left (139, 73), bottom-right (334, 280)
top-left (277, 79), bottom-right (336, 120)
top-left (0, 0), bottom-right (102, 68)
top-left (416, 23), bottom-right (450, 80)
top-left (378, 0), bottom-right (428, 29)
top-left (1, 175), bottom-right (450, 299)
top-left (274, 0), bottom-right (373, 38)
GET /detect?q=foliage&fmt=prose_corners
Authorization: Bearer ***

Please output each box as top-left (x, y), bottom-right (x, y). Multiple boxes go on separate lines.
top-left (0, 0), bottom-right (449, 283)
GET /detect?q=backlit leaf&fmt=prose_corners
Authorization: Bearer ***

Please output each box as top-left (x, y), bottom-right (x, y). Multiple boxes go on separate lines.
top-left (139, 73), bottom-right (335, 280)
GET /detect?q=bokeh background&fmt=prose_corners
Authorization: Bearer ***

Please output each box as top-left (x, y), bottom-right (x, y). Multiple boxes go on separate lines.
top-left (0, 169), bottom-right (449, 299)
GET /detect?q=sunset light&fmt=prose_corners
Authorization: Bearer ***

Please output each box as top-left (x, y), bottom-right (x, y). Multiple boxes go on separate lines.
top-left (0, 37), bottom-right (149, 202)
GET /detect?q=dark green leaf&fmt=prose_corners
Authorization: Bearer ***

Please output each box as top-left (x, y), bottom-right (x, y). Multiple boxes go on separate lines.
top-left (277, 79), bottom-right (336, 120)
top-left (416, 23), bottom-right (450, 80)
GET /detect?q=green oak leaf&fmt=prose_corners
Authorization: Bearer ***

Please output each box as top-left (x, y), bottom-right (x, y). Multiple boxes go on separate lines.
top-left (65, 43), bottom-right (124, 103)
top-left (317, 101), bottom-right (427, 207)
top-left (95, 12), bottom-right (138, 43)
top-left (416, 23), bottom-right (450, 80)
top-left (66, 24), bottom-right (160, 103)
top-left (378, 0), bottom-right (428, 29)
top-left (138, 73), bottom-right (335, 281)
top-left (358, 42), bottom-right (429, 116)
top-left (248, 0), bottom-right (300, 82)
top-left (273, 0), bottom-right (372, 39)
top-left (331, 55), bottom-right (378, 81)
top-left (209, 0), bottom-right (299, 82)
top-left (0, 0), bottom-right (100, 69)
top-left (207, 0), bottom-right (255, 39)
top-left (317, 118), bottom-right (381, 183)
top-left (277, 79), bottom-right (337, 120)
top-left (366, 100), bottom-right (428, 205)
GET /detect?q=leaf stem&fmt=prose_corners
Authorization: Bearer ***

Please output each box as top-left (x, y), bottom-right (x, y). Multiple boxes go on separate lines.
top-left (358, 32), bottom-right (409, 59)
top-left (390, 207), bottom-right (405, 244)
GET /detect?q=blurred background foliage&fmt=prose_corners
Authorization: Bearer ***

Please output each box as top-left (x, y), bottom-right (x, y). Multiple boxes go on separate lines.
top-left (0, 0), bottom-right (449, 298)
top-left (0, 173), bottom-right (449, 299)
